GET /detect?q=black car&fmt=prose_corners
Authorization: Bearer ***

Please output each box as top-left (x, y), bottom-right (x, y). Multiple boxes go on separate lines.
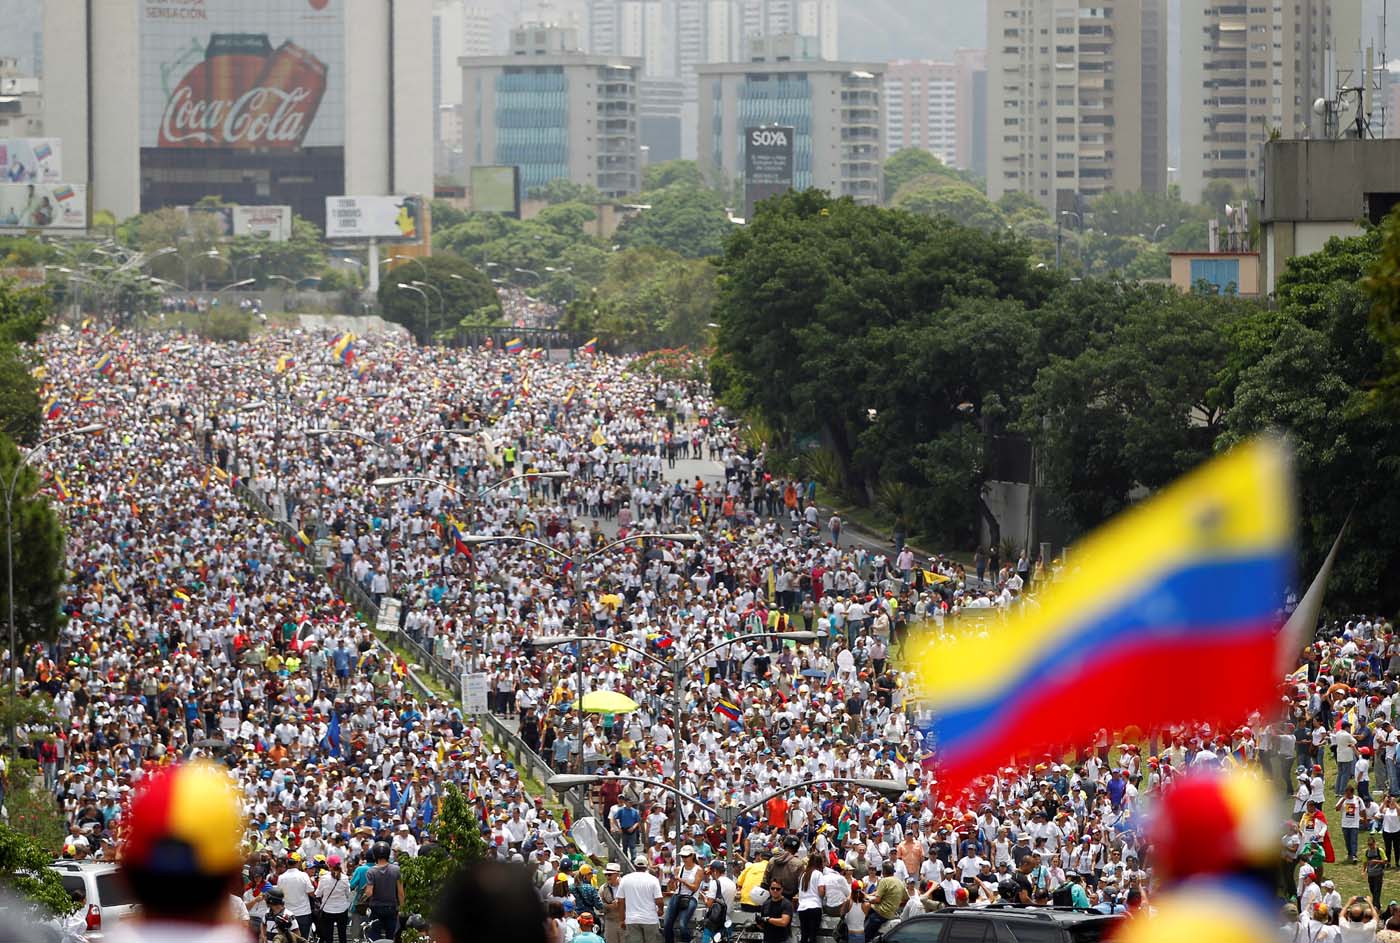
top-left (873, 906), bottom-right (1125, 943)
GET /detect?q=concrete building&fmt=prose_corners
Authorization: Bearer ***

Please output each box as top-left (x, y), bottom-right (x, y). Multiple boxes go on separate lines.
top-left (1258, 138), bottom-right (1400, 294)
top-left (987, 0), bottom-right (1167, 212)
top-left (698, 34), bottom-right (882, 204)
top-left (740, 0), bottom-right (838, 61)
top-left (42, 0), bottom-right (433, 228)
top-left (461, 25), bottom-right (643, 198)
top-left (1179, 1), bottom-right (1362, 204)
top-left (0, 58), bottom-right (43, 139)
top-left (884, 50), bottom-right (986, 173)
top-left (1168, 250), bottom-right (1261, 296)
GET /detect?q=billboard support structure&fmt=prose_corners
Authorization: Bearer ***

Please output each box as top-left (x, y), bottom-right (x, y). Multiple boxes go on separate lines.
top-left (368, 239), bottom-right (380, 295)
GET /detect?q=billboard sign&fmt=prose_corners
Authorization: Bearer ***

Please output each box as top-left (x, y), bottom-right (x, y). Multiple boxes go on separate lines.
top-left (0, 267), bottom-right (47, 288)
top-left (325, 195), bottom-right (423, 241)
top-left (0, 184), bottom-right (88, 230)
top-left (470, 165), bottom-right (520, 216)
top-left (139, 0), bottom-right (345, 227)
top-left (234, 205), bottom-right (292, 241)
top-left (0, 139), bottom-right (62, 184)
top-left (743, 125), bottom-right (795, 220)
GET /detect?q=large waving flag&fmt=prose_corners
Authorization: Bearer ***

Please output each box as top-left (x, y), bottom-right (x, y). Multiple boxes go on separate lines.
top-left (321, 709), bottom-right (342, 758)
top-left (504, 337), bottom-right (525, 354)
top-left (909, 438), bottom-right (1293, 797)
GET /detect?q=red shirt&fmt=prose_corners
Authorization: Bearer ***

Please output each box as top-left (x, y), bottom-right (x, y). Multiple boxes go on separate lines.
top-left (767, 796), bottom-right (789, 829)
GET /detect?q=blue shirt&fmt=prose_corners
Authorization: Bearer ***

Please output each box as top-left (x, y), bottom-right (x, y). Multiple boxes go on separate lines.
top-left (614, 806), bottom-right (640, 832)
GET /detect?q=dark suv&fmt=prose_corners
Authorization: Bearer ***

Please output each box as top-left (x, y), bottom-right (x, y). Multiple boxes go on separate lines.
top-left (873, 906), bottom-right (1125, 943)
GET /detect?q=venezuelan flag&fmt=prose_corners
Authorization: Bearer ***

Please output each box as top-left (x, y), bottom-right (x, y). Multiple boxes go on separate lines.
top-left (331, 332), bottom-right (355, 363)
top-left (449, 519), bottom-right (472, 557)
top-left (504, 337), bottom-right (525, 354)
top-left (908, 438), bottom-right (1293, 796)
top-left (92, 353), bottom-right (115, 377)
top-left (52, 474), bottom-right (71, 501)
top-left (276, 355), bottom-right (295, 373)
top-left (581, 337), bottom-right (597, 355)
top-left (291, 530), bottom-right (310, 552)
top-left (44, 396), bottom-right (62, 420)
top-left (714, 700), bottom-right (741, 722)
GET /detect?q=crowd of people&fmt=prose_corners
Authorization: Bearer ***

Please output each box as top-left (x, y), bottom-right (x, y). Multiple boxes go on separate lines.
top-left (7, 324), bottom-right (1394, 943)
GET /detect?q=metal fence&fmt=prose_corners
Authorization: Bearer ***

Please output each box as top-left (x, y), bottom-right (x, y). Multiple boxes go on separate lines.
top-left (216, 457), bottom-right (632, 870)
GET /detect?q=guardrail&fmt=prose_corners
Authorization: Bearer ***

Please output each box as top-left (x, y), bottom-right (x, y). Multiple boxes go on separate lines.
top-left (217, 460), bottom-right (633, 871)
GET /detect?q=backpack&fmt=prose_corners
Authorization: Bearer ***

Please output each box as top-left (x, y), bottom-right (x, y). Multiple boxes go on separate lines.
top-left (703, 881), bottom-right (728, 931)
top-left (1051, 883), bottom-right (1075, 908)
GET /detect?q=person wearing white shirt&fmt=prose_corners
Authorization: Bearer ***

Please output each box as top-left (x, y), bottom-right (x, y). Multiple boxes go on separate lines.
top-left (618, 857), bottom-right (664, 935)
top-left (313, 858), bottom-right (354, 943)
top-left (795, 861), bottom-right (825, 943)
top-left (276, 860), bottom-right (316, 936)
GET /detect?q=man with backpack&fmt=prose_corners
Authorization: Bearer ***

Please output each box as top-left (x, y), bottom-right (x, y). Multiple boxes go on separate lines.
top-left (700, 859), bottom-right (736, 943)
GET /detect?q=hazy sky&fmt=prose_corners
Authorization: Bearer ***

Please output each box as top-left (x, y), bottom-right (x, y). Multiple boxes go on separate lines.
top-left (840, 0), bottom-right (986, 61)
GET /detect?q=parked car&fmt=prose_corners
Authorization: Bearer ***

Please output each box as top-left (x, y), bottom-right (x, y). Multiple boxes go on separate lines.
top-left (48, 861), bottom-right (137, 940)
top-left (873, 905), bottom-right (1125, 943)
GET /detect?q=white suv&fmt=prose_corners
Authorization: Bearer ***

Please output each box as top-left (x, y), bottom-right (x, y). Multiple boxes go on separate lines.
top-left (48, 861), bottom-right (137, 940)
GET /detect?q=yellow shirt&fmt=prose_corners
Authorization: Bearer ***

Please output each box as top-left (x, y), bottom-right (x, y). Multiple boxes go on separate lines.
top-left (737, 862), bottom-right (768, 905)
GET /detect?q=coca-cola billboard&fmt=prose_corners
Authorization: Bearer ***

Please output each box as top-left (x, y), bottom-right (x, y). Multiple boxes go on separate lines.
top-left (140, 1), bottom-right (345, 226)
top-left (141, 1), bottom-right (343, 151)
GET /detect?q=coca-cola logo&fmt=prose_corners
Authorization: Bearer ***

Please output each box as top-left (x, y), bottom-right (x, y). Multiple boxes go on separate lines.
top-left (161, 83), bottom-right (314, 148)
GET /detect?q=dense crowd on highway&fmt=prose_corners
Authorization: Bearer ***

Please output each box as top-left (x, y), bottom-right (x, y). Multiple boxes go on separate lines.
top-left (8, 325), bottom-right (1398, 943)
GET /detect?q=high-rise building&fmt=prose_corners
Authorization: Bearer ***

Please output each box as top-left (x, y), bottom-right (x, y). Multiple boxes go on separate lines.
top-left (461, 25), bottom-right (642, 197)
top-left (1179, 1), bottom-right (1362, 203)
top-left (42, 0), bottom-right (433, 227)
top-left (698, 34), bottom-right (882, 205)
top-left (883, 50), bottom-right (986, 174)
top-left (987, 0), bottom-right (1167, 212)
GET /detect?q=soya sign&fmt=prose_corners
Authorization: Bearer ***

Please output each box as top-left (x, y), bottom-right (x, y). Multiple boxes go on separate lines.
top-left (743, 125), bottom-right (795, 221)
top-left (140, 0), bottom-right (344, 151)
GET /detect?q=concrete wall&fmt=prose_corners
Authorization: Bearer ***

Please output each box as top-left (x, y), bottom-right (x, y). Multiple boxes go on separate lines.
top-left (1260, 139), bottom-right (1400, 223)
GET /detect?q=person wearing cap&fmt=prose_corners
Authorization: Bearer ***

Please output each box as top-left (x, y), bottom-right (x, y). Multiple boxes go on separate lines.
top-left (618, 854), bottom-right (664, 943)
top-left (314, 855), bottom-right (353, 943)
top-left (600, 863), bottom-right (625, 943)
top-left (261, 887), bottom-right (302, 943)
top-left (663, 844), bottom-right (703, 943)
top-left (700, 860), bottom-right (737, 943)
top-left (574, 912), bottom-right (607, 943)
top-left (278, 853), bottom-right (317, 937)
top-left (106, 762), bottom-right (249, 943)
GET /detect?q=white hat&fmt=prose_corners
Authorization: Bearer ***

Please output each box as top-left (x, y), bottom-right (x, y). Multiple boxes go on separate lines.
top-left (680, 845), bottom-right (696, 856)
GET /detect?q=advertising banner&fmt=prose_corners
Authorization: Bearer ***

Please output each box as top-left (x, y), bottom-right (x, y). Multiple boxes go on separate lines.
top-left (0, 139), bottom-right (62, 184)
top-left (325, 195), bottom-right (424, 241)
top-left (470, 166), bottom-right (520, 216)
top-left (743, 125), bottom-right (795, 221)
top-left (139, 0), bottom-right (345, 227)
top-left (233, 205), bottom-right (292, 241)
top-left (0, 184), bottom-right (88, 230)
top-left (140, 1), bottom-right (343, 150)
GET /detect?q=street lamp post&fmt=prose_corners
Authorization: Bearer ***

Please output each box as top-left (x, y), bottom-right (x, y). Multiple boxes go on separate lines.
top-left (547, 773), bottom-right (904, 868)
top-left (397, 284), bottom-right (431, 342)
top-left (5, 423), bottom-right (105, 754)
top-left (523, 627), bottom-right (816, 839)
top-left (410, 280), bottom-right (446, 338)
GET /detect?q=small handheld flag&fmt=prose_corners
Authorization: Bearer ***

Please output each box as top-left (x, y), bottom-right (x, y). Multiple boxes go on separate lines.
top-left (52, 474), bottom-right (71, 501)
top-left (44, 397), bottom-right (62, 420)
top-left (92, 353), bottom-right (115, 377)
top-left (714, 700), bottom-right (741, 722)
top-left (580, 337), bottom-right (598, 355)
top-left (504, 337), bottom-right (525, 354)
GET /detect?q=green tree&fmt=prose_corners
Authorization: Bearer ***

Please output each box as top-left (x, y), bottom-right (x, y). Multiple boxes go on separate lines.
top-left (881, 148), bottom-right (969, 202)
top-left (430, 200), bottom-right (470, 230)
top-left (642, 159), bottom-right (707, 192)
top-left (528, 179), bottom-right (606, 205)
top-left (0, 819), bottom-right (76, 916)
top-left (892, 179), bottom-right (1006, 233)
top-left (1023, 285), bottom-right (1246, 534)
top-left (714, 190), bottom-right (1053, 528)
top-left (613, 188), bottom-right (734, 258)
top-left (1364, 209), bottom-right (1400, 410)
top-left (377, 255), bottom-right (498, 343)
top-left (0, 436), bottom-right (68, 644)
top-left (1088, 188), bottom-right (1210, 243)
top-left (564, 248), bottom-right (717, 347)
top-left (398, 785), bottom-right (487, 919)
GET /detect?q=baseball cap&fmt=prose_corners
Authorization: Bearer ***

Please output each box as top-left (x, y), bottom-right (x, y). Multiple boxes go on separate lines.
top-left (123, 762), bottom-right (245, 877)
